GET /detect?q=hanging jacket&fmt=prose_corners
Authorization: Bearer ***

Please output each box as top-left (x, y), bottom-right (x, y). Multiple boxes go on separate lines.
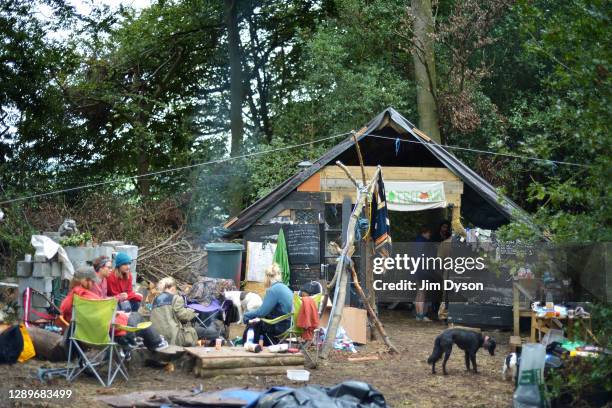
top-left (150, 292), bottom-right (198, 346)
top-left (297, 296), bottom-right (320, 341)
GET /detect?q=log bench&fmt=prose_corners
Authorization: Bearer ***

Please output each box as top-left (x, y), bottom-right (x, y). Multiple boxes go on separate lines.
top-left (185, 346), bottom-right (304, 378)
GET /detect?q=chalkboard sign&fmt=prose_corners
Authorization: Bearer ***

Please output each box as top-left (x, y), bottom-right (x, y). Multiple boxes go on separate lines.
top-left (283, 224), bottom-right (320, 265)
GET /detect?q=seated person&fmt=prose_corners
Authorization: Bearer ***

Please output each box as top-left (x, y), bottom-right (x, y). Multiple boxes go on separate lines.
top-left (106, 252), bottom-right (143, 312)
top-left (61, 266), bottom-right (167, 352)
top-left (242, 263), bottom-right (292, 346)
top-left (299, 281), bottom-right (321, 297)
top-left (90, 256), bottom-right (122, 300)
top-left (151, 277), bottom-right (223, 347)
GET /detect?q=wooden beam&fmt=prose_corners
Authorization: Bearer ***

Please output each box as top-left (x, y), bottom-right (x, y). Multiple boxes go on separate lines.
top-left (320, 166), bottom-right (460, 181)
top-left (321, 179), bottom-right (463, 194)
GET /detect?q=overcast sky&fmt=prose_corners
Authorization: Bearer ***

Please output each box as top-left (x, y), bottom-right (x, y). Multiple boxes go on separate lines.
top-left (71, 0), bottom-right (152, 14)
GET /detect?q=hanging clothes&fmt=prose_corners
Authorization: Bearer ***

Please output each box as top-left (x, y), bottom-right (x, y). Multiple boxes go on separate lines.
top-left (273, 228), bottom-right (291, 285)
top-left (369, 171), bottom-right (392, 257)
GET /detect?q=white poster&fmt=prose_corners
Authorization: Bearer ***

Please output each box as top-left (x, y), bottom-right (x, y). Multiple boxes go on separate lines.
top-left (384, 181), bottom-right (447, 211)
top-left (246, 241), bottom-right (277, 282)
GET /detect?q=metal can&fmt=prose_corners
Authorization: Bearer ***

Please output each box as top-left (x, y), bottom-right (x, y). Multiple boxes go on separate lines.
top-left (215, 338), bottom-right (222, 350)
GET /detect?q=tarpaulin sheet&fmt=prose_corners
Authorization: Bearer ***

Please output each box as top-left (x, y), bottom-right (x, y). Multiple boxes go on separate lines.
top-left (246, 381), bottom-right (388, 408)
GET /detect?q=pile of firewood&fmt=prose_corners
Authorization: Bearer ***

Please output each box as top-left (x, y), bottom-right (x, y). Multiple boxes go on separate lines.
top-left (136, 229), bottom-right (207, 287)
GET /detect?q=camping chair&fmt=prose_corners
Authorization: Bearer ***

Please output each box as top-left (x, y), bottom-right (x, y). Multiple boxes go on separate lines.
top-left (22, 287), bottom-right (62, 330)
top-left (260, 286), bottom-right (324, 367)
top-left (187, 298), bottom-right (235, 345)
top-left (66, 295), bottom-right (151, 387)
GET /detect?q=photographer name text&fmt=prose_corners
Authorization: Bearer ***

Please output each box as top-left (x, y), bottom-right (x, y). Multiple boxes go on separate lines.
top-left (373, 279), bottom-right (484, 292)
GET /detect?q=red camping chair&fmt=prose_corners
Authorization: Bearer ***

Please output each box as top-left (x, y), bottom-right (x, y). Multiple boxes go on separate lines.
top-left (22, 287), bottom-right (68, 332)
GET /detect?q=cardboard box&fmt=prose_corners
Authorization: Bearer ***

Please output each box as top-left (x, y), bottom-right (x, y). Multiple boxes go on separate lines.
top-left (320, 305), bottom-right (367, 345)
top-left (244, 281), bottom-right (267, 298)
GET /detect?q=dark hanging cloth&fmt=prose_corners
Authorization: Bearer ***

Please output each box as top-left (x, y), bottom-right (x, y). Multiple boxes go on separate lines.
top-left (0, 325), bottom-right (24, 365)
top-left (369, 171), bottom-right (392, 258)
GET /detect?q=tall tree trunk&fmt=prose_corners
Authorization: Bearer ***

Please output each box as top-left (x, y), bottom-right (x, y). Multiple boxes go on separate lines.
top-left (411, 0), bottom-right (441, 143)
top-left (225, 0), bottom-right (243, 156)
top-left (137, 151), bottom-right (151, 196)
top-left (225, 0), bottom-right (244, 214)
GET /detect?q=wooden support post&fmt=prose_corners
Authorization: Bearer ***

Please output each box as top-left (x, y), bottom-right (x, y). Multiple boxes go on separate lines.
top-left (352, 132), bottom-right (368, 187)
top-left (350, 264), bottom-right (398, 353)
top-left (513, 282), bottom-right (520, 337)
top-left (321, 164), bottom-right (382, 359)
top-left (321, 192), bottom-right (362, 359)
top-left (351, 132), bottom-right (377, 339)
top-left (365, 238), bottom-right (377, 340)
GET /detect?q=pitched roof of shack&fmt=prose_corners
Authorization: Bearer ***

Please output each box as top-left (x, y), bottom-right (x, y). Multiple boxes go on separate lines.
top-left (225, 107), bottom-right (532, 233)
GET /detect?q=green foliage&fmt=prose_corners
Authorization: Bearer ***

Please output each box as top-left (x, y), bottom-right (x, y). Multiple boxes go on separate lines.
top-left (272, 0), bottom-right (416, 143)
top-left (0, 0), bottom-right (610, 254)
top-left (545, 303), bottom-right (612, 405)
top-left (0, 202), bottom-right (38, 277)
top-left (59, 231), bottom-right (92, 247)
top-left (498, 0), bottom-right (612, 243)
top-left (247, 139), bottom-right (328, 200)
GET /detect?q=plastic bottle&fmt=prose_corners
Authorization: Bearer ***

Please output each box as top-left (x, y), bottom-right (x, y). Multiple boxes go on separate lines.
top-left (545, 292), bottom-right (554, 309)
top-left (258, 335), bottom-right (264, 348)
top-left (246, 327), bottom-right (255, 344)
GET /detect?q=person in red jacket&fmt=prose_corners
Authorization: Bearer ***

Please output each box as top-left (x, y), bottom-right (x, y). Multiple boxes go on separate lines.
top-left (107, 252), bottom-right (143, 312)
top-left (60, 266), bottom-right (104, 323)
top-left (61, 265), bottom-right (167, 352)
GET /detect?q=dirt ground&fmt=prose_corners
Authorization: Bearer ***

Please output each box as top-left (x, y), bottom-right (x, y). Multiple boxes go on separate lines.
top-left (1, 309), bottom-right (514, 407)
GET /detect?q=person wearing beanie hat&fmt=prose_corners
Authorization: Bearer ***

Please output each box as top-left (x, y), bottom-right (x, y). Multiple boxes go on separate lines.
top-left (107, 252), bottom-right (143, 312)
top-left (60, 265), bottom-right (169, 353)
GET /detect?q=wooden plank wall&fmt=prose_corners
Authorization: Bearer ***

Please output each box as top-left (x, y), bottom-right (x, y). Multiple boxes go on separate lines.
top-left (316, 166), bottom-right (463, 205)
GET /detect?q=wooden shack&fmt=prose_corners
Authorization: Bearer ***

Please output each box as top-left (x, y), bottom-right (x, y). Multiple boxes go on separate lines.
top-left (224, 108), bottom-right (532, 325)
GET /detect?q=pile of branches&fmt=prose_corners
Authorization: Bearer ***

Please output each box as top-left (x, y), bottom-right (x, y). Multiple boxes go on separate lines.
top-left (0, 191), bottom-right (210, 285)
top-left (136, 228), bottom-right (207, 287)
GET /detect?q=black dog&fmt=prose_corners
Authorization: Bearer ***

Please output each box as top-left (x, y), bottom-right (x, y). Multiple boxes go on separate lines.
top-left (427, 328), bottom-right (496, 375)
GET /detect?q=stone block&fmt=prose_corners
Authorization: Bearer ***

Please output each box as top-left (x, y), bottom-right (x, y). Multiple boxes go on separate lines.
top-left (32, 262), bottom-right (52, 278)
top-left (17, 261), bottom-right (32, 277)
top-left (102, 241), bottom-right (125, 248)
top-left (50, 262), bottom-right (61, 277)
top-left (94, 246), bottom-right (113, 259)
top-left (34, 254), bottom-right (48, 262)
top-left (18, 277), bottom-right (53, 299)
top-left (64, 246), bottom-right (90, 268)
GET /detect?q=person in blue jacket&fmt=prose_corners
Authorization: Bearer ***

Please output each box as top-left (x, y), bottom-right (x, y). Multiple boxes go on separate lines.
top-left (242, 263), bottom-right (293, 345)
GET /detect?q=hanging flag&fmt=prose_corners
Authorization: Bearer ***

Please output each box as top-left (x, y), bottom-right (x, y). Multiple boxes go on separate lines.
top-left (369, 171), bottom-right (392, 258)
top-left (273, 228), bottom-right (291, 285)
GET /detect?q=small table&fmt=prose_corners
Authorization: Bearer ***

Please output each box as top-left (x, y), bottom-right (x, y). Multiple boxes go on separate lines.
top-left (530, 312), bottom-right (592, 343)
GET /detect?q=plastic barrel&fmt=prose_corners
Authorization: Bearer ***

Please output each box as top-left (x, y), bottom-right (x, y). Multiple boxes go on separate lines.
top-left (205, 243), bottom-right (244, 286)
